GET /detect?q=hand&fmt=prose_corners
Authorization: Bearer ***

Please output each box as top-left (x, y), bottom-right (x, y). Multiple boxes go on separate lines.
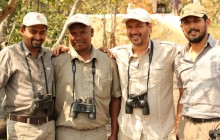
top-left (174, 128), bottom-right (179, 140)
top-left (52, 45), bottom-right (69, 56)
top-left (99, 47), bottom-right (115, 58)
top-left (176, 135), bottom-right (179, 140)
top-left (108, 134), bottom-right (118, 140)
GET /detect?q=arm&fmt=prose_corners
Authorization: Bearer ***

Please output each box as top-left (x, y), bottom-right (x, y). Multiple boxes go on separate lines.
top-left (99, 47), bottom-right (115, 58)
top-left (108, 97), bottom-right (121, 140)
top-left (108, 59), bottom-right (121, 140)
top-left (175, 88), bottom-right (184, 139)
top-left (0, 48), bottom-right (11, 90)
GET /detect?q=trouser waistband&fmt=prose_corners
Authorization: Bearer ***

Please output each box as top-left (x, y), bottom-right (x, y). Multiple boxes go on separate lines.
top-left (8, 114), bottom-right (54, 125)
top-left (184, 116), bottom-right (220, 123)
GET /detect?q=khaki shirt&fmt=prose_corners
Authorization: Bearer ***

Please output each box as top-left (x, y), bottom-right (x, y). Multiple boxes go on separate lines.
top-left (0, 42), bottom-right (54, 115)
top-left (111, 40), bottom-right (180, 140)
top-left (54, 47), bottom-right (121, 129)
top-left (175, 35), bottom-right (220, 119)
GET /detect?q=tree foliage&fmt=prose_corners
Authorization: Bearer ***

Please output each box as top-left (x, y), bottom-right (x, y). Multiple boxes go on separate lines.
top-left (0, 0), bottom-right (128, 48)
top-left (0, 0), bottom-right (220, 49)
top-left (202, 0), bottom-right (220, 24)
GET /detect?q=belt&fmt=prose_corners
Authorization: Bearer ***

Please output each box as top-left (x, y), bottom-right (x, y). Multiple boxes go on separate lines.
top-left (9, 114), bottom-right (54, 125)
top-left (185, 116), bottom-right (220, 123)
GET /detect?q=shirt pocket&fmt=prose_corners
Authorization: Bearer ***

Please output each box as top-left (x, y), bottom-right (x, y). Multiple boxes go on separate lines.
top-left (149, 64), bottom-right (164, 88)
top-left (93, 69), bottom-right (111, 99)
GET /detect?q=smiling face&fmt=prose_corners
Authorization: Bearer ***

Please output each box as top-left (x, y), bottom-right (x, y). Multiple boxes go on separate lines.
top-left (68, 23), bottom-right (94, 53)
top-left (126, 19), bottom-right (152, 47)
top-left (20, 24), bottom-right (47, 50)
top-left (181, 16), bottom-right (210, 43)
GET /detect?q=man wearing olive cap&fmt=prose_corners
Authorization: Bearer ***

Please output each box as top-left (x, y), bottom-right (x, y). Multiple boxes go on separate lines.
top-left (0, 12), bottom-right (55, 139)
top-left (175, 3), bottom-right (220, 140)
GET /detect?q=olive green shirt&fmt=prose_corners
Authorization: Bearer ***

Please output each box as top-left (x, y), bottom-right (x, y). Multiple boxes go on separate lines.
top-left (54, 47), bottom-right (121, 129)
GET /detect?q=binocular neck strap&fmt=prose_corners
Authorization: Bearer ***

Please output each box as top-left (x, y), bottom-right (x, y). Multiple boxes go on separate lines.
top-left (72, 58), bottom-right (96, 103)
top-left (127, 40), bottom-right (154, 99)
top-left (20, 42), bottom-right (49, 97)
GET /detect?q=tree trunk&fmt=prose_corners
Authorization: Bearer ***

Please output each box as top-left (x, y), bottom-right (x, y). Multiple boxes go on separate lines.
top-left (0, 16), bottom-right (10, 49)
top-left (0, 0), bottom-right (18, 24)
top-left (0, 1), bottom-right (17, 50)
top-left (52, 0), bottom-right (82, 49)
top-left (109, 0), bottom-right (118, 48)
top-left (102, 14), bottom-right (107, 48)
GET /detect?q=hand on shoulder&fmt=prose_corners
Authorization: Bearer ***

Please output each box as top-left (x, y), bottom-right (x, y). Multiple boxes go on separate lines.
top-left (99, 47), bottom-right (115, 58)
top-left (52, 45), bottom-right (70, 57)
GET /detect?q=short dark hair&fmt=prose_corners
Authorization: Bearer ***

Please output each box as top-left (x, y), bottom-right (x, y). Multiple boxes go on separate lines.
top-left (203, 15), bottom-right (208, 21)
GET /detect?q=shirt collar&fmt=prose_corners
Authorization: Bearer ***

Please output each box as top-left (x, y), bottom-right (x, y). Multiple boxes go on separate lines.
top-left (69, 45), bottom-right (97, 62)
top-left (206, 34), bottom-right (218, 48)
top-left (182, 34), bottom-right (217, 54)
top-left (129, 40), bottom-right (151, 58)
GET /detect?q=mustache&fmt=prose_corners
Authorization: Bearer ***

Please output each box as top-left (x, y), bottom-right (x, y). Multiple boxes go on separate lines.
top-left (188, 29), bottom-right (199, 34)
top-left (130, 33), bottom-right (141, 37)
top-left (33, 39), bottom-right (42, 41)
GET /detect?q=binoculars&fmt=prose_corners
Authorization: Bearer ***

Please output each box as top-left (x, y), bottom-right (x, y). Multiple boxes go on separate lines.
top-left (209, 129), bottom-right (220, 140)
top-left (125, 92), bottom-right (150, 115)
top-left (30, 93), bottom-right (54, 115)
top-left (69, 98), bottom-right (96, 120)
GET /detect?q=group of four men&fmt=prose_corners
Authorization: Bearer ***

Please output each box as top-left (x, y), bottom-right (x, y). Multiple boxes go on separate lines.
top-left (0, 3), bottom-right (220, 140)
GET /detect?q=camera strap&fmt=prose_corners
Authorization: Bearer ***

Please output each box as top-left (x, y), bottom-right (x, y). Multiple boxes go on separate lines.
top-left (19, 42), bottom-right (49, 97)
top-left (127, 40), bottom-right (154, 99)
top-left (72, 58), bottom-right (96, 104)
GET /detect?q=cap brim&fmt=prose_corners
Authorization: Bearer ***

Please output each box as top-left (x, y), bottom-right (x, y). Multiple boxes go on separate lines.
top-left (67, 21), bottom-right (90, 28)
top-left (122, 18), bottom-right (149, 23)
top-left (24, 23), bottom-right (48, 26)
top-left (180, 13), bottom-right (205, 20)
top-left (23, 20), bottom-right (48, 26)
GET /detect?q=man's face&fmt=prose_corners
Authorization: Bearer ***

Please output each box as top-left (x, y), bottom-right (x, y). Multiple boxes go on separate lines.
top-left (20, 25), bottom-right (47, 49)
top-left (68, 23), bottom-right (93, 52)
top-left (126, 19), bottom-right (151, 46)
top-left (181, 16), bottom-right (210, 43)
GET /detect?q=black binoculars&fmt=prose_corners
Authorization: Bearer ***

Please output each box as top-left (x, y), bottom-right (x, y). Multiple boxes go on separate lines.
top-left (30, 93), bottom-right (54, 115)
top-left (209, 129), bottom-right (220, 140)
top-left (69, 98), bottom-right (96, 120)
top-left (125, 92), bottom-right (150, 115)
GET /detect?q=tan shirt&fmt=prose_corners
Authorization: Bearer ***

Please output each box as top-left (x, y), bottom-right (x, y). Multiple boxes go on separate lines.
top-left (54, 47), bottom-right (121, 129)
top-left (175, 35), bottom-right (220, 119)
top-left (111, 40), bottom-right (180, 140)
top-left (0, 42), bottom-right (54, 115)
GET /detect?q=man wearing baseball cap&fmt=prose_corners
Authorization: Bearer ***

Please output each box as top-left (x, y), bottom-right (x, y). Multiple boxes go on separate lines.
top-left (0, 12), bottom-right (55, 139)
top-left (54, 13), bottom-right (121, 140)
top-left (98, 8), bottom-right (180, 140)
top-left (175, 3), bottom-right (220, 140)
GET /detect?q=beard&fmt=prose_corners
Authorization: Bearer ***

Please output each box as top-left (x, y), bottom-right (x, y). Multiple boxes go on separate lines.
top-left (129, 33), bottom-right (143, 46)
top-left (31, 39), bottom-right (43, 48)
top-left (186, 27), bottom-right (207, 44)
